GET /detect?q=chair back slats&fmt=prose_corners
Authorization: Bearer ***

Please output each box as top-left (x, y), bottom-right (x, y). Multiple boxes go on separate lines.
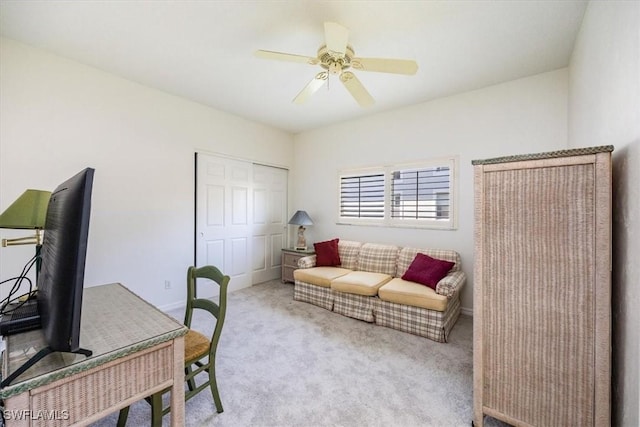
top-left (191, 299), bottom-right (220, 318)
top-left (185, 265), bottom-right (229, 328)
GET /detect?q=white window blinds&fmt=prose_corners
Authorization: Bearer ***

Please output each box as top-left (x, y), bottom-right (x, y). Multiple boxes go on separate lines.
top-left (390, 167), bottom-right (450, 220)
top-left (338, 157), bottom-right (457, 229)
top-left (339, 173), bottom-right (385, 218)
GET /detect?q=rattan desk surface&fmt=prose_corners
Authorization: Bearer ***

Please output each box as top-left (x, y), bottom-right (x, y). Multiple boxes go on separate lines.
top-left (1, 283), bottom-right (187, 398)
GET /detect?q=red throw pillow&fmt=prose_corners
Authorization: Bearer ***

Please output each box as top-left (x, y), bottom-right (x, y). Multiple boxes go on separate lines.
top-left (401, 253), bottom-right (455, 290)
top-left (314, 238), bottom-right (341, 266)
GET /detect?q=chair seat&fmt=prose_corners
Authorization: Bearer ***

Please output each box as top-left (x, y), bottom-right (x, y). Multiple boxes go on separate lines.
top-left (185, 329), bottom-right (210, 363)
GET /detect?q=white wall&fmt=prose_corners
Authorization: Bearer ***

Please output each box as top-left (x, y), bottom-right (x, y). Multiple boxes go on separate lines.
top-left (292, 69), bottom-right (568, 312)
top-left (0, 38), bottom-right (294, 308)
top-left (568, 2), bottom-right (640, 425)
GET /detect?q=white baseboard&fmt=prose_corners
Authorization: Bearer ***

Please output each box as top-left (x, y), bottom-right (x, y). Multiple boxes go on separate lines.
top-left (156, 281), bottom-right (252, 313)
top-left (461, 307), bottom-right (473, 316)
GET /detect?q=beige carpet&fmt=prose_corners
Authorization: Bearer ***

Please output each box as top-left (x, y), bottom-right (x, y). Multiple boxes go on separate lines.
top-left (90, 280), bottom-right (491, 427)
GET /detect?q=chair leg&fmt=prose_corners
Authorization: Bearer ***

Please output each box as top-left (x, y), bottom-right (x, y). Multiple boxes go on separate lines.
top-left (186, 365), bottom-right (196, 392)
top-left (116, 406), bottom-right (129, 427)
top-left (150, 392), bottom-right (163, 427)
top-left (208, 363), bottom-right (223, 413)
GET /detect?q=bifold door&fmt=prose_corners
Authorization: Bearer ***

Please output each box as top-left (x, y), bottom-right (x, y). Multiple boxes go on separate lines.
top-left (195, 153), bottom-right (287, 293)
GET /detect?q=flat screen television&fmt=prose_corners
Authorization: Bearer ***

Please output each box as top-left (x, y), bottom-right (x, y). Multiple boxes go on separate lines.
top-left (1, 167), bottom-right (95, 387)
top-left (37, 167), bottom-right (95, 352)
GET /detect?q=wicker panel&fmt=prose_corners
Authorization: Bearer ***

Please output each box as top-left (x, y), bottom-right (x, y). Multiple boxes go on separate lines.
top-left (28, 343), bottom-right (173, 427)
top-left (293, 281), bottom-right (334, 310)
top-left (471, 144), bottom-right (613, 165)
top-left (481, 163), bottom-right (596, 426)
top-left (333, 292), bottom-right (376, 322)
top-left (374, 295), bottom-right (460, 343)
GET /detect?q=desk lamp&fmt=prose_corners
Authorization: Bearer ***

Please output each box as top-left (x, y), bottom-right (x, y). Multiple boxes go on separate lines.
top-left (288, 210), bottom-right (313, 251)
top-left (0, 189), bottom-right (52, 276)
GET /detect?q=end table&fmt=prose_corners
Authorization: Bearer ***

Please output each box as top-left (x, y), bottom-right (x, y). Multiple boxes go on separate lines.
top-left (281, 248), bottom-right (315, 283)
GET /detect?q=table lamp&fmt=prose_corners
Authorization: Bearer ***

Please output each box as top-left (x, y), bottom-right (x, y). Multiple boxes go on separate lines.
top-left (0, 189), bottom-right (52, 275)
top-left (288, 210), bottom-right (313, 251)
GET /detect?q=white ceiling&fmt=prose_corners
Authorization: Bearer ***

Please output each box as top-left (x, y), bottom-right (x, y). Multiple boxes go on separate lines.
top-left (0, 1), bottom-right (588, 134)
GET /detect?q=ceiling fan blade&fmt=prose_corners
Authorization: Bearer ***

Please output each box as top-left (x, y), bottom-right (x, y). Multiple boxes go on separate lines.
top-left (293, 72), bottom-right (328, 104)
top-left (340, 71), bottom-right (374, 107)
top-left (351, 57), bottom-right (418, 75)
top-left (255, 50), bottom-right (319, 65)
top-left (324, 22), bottom-right (349, 57)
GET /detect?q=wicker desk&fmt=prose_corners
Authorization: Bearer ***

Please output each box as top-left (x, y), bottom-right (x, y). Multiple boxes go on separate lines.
top-left (0, 283), bottom-right (187, 426)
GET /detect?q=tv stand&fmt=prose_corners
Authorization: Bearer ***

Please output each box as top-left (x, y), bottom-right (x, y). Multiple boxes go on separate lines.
top-left (0, 346), bottom-right (92, 388)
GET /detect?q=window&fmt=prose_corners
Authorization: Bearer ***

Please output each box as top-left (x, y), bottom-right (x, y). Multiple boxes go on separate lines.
top-left (338, 158), bottom-right (457, 229)
top-left (339, 173), bottom-right (385, 219)
top-left (390, 166), bottom-right (450, 221)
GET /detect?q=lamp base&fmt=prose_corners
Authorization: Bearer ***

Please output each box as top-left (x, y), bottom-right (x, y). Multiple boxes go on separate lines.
top-left (295, 225), bottom-right (307, 252)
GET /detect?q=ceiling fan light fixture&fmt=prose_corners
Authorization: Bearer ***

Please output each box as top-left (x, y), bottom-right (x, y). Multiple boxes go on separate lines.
top-left (328, 62), bottom-right (341, 75)
top-left (255, 21), bottom-right (418, 107)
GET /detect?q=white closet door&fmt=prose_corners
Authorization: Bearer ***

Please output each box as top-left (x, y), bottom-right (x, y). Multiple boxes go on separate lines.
top-left (252, 164), bottom-right (287, 284)
top-left (196, 154), bottom-right (252, 293)
top-left (196, 154), bottom-right (288, 292)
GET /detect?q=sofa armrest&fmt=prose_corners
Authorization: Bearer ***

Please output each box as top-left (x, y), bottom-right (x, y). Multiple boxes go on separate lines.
top-left (297, 255), bottom-right (317, 268)
top-left (436, 270), bottom-right (465, 298)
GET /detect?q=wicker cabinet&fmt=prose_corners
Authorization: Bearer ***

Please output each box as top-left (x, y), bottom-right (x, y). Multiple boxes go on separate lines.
top-left (281, 248), bottom-right (314, 283)
top-left (472, 146), bottom-right (613, 427)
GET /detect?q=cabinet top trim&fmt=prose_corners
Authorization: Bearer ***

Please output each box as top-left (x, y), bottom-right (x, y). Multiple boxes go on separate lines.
top-left (471, 145), bottom-right (614, 166)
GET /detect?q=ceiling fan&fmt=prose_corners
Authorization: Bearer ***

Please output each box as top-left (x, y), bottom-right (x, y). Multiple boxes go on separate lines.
top-left (255, 22), bottom-right (418, 107)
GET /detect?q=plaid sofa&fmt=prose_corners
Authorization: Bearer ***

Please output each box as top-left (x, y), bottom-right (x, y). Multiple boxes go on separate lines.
top-left (293, 240), bottom-right (465, 343)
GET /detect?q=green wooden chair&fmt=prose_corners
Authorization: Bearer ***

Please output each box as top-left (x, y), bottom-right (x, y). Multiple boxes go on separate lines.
top-left (117, 265), bottom-right (230, 426)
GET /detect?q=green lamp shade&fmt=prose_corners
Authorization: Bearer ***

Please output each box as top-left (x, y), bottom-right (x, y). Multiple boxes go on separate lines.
top-left (0, 189), bottom-right (51, 229)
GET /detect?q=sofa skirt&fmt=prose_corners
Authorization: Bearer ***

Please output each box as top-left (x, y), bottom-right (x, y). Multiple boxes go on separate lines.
top-left (293, 280), bottom-right (334, 310)
top-left (375, 295), bottom-right (461, 343)
top-left (333, 291), bottom-right (376, 323)
top-left (293, 279), bottom-right (461, 343)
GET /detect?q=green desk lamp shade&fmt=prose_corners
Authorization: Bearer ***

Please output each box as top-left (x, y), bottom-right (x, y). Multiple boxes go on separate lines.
top-left (0, 189), bottom-right (51, 246)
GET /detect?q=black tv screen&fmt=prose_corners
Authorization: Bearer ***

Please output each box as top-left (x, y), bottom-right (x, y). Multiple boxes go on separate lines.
top-left (37, 168), bottom-right (94, 352)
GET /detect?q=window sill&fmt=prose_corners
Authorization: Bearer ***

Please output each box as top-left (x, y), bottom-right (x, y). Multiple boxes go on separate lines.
top-left (336, 220), bottom-right (457, 231)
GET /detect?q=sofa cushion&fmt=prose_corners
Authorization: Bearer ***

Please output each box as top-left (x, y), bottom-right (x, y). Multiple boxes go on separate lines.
top-left (378, 278), bottom-right (448, 312)
top-left (314, 238), bottom-right (341, 266)
top-left (331, 271), bottom-right (392, 296)
top-left (397, 247), bottom-right (461, 276)
top-left (294, 266), bottom-right (352, 288)
top-left (357, 243), bottom-right (399, 276)
top-left (337, 240), bottom-right (362, 270)
top-left (402, 253), bottom-right (455, 290)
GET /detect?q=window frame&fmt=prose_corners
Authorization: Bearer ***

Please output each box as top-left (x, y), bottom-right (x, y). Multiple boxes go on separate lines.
top-left (337, 157), bottom-right (458, 230)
